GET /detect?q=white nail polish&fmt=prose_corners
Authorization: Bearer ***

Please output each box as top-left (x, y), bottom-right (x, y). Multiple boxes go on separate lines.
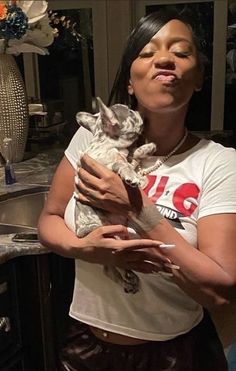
top-left (74, 175), bottom-right (80, 185)
top-left (159, 244), bottom-right (176, 249)
top-left (143, 260), bottom-right (162, 268)
top-left (164, 263), bottom-right (180, 270)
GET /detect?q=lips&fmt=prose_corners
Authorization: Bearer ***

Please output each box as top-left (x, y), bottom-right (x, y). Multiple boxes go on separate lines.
top-left (155, 74), bottom-right (176, 82)
top-left (152, 71), bottom-right (178, 83)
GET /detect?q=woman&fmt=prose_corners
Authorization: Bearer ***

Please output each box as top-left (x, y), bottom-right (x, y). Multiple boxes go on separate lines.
top-left (38, 9), bottom-right (236, 371)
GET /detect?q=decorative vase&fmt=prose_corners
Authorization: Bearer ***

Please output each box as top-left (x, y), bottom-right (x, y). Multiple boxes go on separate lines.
top-left (0, 54), bottom-right (29, 163)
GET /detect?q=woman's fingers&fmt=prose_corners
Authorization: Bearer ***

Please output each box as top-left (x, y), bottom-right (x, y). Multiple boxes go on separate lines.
top-left (88, 224), bottom-right (163, 250)
top-left (111, 238), bottom-right (164, 250)
top-left (79, 224), bottom-right (175, 269)
top-left (121, 261), bottom-right (162, 274)
top-left (113, 242), bottom-right (175, 253)
top-left (76, 167), bottom-right (101, 191)
top-left (80, 154), bottom-right (111, 178)
top-left (76, 158), bottom-right (117, 201)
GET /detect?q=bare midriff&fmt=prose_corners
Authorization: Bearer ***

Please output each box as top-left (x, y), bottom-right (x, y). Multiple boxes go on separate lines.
top-left (89, 325), bottom-right (149, 345)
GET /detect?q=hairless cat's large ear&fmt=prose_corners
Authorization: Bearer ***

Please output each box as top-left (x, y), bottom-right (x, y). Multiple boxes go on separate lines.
top-left (96, 97), bottom-right (120, 137)
top-left (76, 111), bottom-right (98, 134)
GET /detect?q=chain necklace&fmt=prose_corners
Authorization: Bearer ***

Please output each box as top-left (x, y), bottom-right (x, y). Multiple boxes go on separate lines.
top-left (138, 128), bottom-right (188, 176)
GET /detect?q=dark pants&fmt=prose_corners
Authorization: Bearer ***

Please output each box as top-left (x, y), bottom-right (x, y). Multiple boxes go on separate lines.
top-left (58, 312), bottom-right (228, 371)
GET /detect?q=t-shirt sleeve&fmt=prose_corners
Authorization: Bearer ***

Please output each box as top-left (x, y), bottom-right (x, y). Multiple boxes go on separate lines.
top-left (64, 126), bottom-right (93, 169)
top-left (198, 147), bottom-right (236, 218)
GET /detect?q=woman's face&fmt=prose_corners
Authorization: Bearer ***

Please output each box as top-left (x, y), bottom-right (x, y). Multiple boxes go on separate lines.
top-left (128, 19), bottom-right (203, 114)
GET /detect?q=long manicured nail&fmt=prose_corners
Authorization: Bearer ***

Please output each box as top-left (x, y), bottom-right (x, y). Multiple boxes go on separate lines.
top-left (159, 244), bottom-right (176, 249)
top-left (74, 175), bottom-right (80, 185)
top-left (143, 260), bottom-right (162, 268)
top-left (164, 263), bottom-right (180, 270)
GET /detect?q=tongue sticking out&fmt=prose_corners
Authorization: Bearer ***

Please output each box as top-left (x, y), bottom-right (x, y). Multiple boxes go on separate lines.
top-left (155, 75), bottom-right (176, 82)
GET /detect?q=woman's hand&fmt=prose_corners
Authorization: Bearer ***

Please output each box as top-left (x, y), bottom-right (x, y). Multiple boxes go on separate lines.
top-left (74, 224), bottom-right (171, 273)
top-left (75, 154), bottom-right (146, 215)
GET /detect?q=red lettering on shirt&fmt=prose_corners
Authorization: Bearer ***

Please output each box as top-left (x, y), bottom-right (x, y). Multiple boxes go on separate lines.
top-left (144, 175), bottom-right (200, 217)
top-left (143, 175), bottom-right (169, 203)
top-left (173, 183), bottom-right (200, 216)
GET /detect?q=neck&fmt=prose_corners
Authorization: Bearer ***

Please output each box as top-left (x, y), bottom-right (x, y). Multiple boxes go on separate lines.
top-left (141, 109), bottom-right (188, 156)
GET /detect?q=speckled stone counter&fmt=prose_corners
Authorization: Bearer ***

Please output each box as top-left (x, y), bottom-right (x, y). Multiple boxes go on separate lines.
top-left (0, 147), bottom-right (64, 264)
top-left (0, 147), bottom-right (64, 196)
top-left (0, 234), bottom-right (49, 264)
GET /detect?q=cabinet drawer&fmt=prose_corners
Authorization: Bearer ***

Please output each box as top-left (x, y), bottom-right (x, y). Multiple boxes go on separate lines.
top-left (0, 261), bottom-right (22, 364)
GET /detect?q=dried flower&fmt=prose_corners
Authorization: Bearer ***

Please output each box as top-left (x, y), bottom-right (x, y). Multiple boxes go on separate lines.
top-left (0, 2), bottom-right (7, 21)
top-left (47, 9), bottom-right (93, 53)
top-left (1, 4), bottom-right (28, 39)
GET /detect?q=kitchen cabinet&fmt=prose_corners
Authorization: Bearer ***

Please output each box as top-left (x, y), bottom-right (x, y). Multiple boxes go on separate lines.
top-left (0, 258), bottom-right (26, 370)
top-left (0, 254), bottom-right (75, 371)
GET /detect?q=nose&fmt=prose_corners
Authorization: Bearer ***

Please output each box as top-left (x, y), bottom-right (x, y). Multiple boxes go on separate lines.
top-left (153, 51), bottom-right (175, 69)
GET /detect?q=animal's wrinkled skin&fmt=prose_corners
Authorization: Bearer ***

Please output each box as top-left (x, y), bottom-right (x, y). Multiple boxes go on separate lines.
top-left (74, 97), bottom-right (156, 293)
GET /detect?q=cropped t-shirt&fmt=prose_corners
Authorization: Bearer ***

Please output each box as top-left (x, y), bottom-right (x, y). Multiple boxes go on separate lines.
top-left (64, 126), bottom-right (236, 341)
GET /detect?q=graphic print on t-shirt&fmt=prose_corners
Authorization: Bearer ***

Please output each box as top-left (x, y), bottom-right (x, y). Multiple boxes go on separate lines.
top-left (143, 175), bottom-right (200, 230)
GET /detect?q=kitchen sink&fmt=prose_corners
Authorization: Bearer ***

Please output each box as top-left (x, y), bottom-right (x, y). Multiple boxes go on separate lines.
top-left (0, 187), bottom-right (49, 235)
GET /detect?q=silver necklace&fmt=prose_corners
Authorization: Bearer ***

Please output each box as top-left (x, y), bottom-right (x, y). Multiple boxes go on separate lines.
top-left (139, 128), bottom-right (188, 176)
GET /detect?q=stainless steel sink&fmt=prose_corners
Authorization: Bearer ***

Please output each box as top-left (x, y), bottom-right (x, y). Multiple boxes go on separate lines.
top-left (0, 187), bottom-right (49, 235)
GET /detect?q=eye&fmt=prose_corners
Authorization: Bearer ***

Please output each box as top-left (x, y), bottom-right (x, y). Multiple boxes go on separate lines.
top-left (138, 51), bottom-right (155, 58)
top-left (172, 51), bottom-right (191, 58)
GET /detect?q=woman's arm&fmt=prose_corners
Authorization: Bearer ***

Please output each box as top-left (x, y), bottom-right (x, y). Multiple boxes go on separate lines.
top-left (76, 154), bottom-right (236, 310)
top-left (137, 212), bottom-right (236, 310)
top-left (37, 156), bottom-right (81, 256)
top-left (38, 156), bottom-right (163, 266)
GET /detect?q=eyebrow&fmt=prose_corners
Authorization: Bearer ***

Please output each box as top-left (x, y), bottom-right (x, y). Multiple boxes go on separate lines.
top-left (150, 36), bottom-right (193, 46)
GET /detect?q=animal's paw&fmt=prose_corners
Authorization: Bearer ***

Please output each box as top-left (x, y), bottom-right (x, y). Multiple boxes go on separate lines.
top-left (125, 174), bottom-right (149, 188)
top-left (132, 142), bottom-right (157, 160)
top-left (147, 142), bottom-right (157, 155)
top-left (124, 176), bottom-right (140, 187)
top-left (138, 176), bottom-right (148, 189)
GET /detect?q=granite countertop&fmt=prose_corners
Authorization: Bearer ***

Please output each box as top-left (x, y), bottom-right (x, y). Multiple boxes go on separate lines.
top-left (0, 147), bottom-right (64, 264)
top-left (0, 234), bottom-right (49, 264)
top-left (0, 147), bottom-right (64, 196)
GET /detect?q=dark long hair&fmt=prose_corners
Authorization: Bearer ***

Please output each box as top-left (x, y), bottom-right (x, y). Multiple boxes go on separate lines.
top-left (108, 9), bottom-right (206, 109)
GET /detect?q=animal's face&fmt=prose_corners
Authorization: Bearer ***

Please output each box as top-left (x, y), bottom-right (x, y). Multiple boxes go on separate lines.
top-left (110, 104), bottom-right (143, 142)
top-left (76, 97), bottom-right (144, 149)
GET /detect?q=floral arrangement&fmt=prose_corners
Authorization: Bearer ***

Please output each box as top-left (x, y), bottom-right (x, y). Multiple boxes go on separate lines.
top-left (0, 0), bottom-right (55, 55)
top-left (48, 9), bottom-right (93, 52)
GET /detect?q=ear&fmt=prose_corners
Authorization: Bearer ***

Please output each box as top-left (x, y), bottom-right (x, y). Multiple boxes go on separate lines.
top-left (128, 78), bottom-right (134, 95)
top-left (96, 97), bottom-right (120, 137)
top-left (76, 111), bottom-right (97, 134)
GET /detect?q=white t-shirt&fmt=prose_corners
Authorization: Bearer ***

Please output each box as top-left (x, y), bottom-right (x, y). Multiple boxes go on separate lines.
top-left (64, 126), bottom-right (236, 341)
